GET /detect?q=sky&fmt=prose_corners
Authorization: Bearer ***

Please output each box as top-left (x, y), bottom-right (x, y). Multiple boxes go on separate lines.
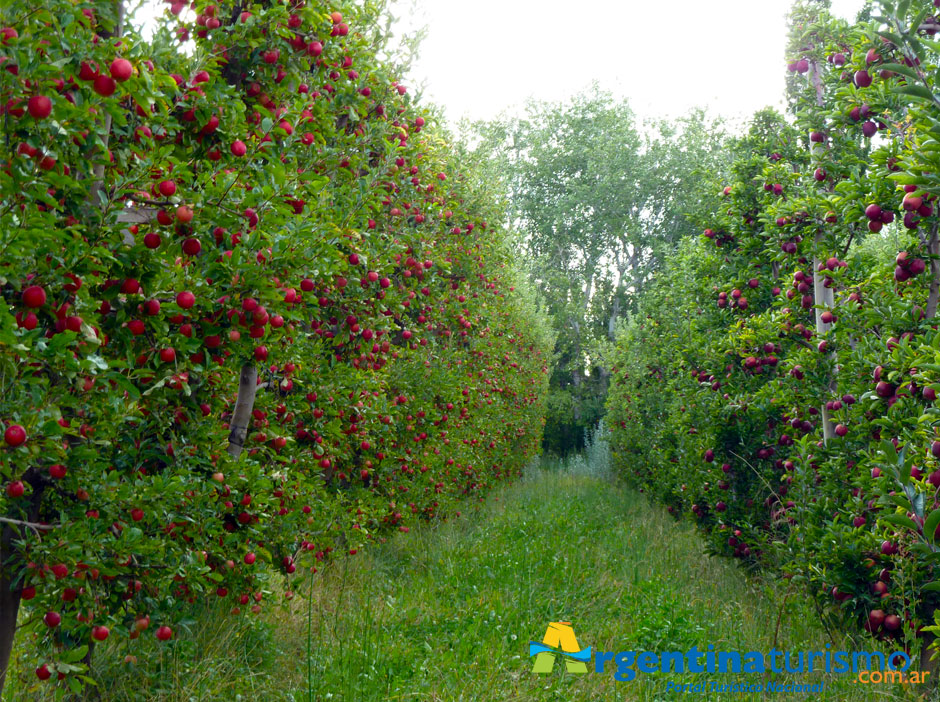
top-left (137, 0), bottom-right (869, 125)
top-left (393, 0), bottom-right (869, 125)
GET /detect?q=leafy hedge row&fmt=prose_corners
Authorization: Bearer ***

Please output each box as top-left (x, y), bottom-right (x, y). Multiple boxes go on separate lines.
top-left (0, 0), bottom-right (550, 692)
top-left (608, 0), bottom-right (940, 656)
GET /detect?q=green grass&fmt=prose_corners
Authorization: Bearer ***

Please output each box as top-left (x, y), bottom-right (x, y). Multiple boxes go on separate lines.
top-left (7, 461), bottom-right (933, 701)
top-left (281, 468), bottom-right (923, 702)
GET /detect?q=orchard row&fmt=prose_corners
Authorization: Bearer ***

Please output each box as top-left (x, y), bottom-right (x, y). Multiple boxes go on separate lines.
top-left (608, 0), bottom-right (940, 661)
top-left (0, 0), bottom-right (550, 694)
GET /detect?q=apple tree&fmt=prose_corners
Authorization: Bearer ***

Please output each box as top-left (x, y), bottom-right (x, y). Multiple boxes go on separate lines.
top-left (0, 0), bottom-right (550, 693)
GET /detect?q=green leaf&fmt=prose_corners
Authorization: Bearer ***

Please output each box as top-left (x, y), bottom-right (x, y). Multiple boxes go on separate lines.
top-left (911, 7), bottom-right (931, 33)
top-left (880, 513), bottom-right (919, 532)
top-left (878, 30), bottom-right (907, 48)
top-left (912, 489), bottom-right (926, 519)
top-left (893, 83), bottom-right (936, 103)
top-left (879, 63), bottom-right (920, 82)
top-left (86, 355), bottom-right (109, 371)
top-left (923, 581), bottom-right (940, 593)
top-left (109, 374), bottom-right (141, 400)
top-left (922, 37), bottom-right (940, 54)
top-left (0, 305), bottom-right (17, 346)
top-left (882, 493), bottom-right (914, 509)
top-left (61, 645), bottom-right (88, 663)
top-left (925, 509), bottom-right (940, 543)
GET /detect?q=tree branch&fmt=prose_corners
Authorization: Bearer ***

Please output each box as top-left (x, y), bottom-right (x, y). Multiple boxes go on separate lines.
top-left (227, 364), bottom-right (259, 458)
top-left (0, 517), bottom-right (54, 532)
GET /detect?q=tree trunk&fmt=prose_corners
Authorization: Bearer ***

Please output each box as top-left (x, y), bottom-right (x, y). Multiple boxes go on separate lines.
top-left (88, 2), bottom-right (124, 215)
top-left (810, 61), bottom-right (836, 443)
top-left (568, 272), bottom-right (594, 422)
top-left (598, 366), bottom-right (611, 401)
top-left (607, 296), bottom-right (620, 341)
top-left (813, 249), bottom-right (836, 442)
top-left (927, 222), bottom-right (940, 319)
top-left (0, 525), bottom-right (22, 697)
top-left (0, 484), bottom-right (45, 697)
top-left (570, 347), bottom-right (582, 421)
top-left (227, 364), bottom-right (259, 458)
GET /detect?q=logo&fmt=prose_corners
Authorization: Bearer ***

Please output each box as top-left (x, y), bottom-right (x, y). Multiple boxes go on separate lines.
top-left (529, 622), bottom-right (591, 674)
top-left (526, 622), bottom-right (929, 690)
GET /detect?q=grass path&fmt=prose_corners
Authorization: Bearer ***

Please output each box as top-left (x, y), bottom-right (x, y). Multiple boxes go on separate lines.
top-left (52, 465), bottom-right (926, 701)
top-left (273, 468), bottom-right (919, 702)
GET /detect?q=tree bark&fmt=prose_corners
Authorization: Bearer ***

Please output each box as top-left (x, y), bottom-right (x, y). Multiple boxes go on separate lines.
top-left (927, 222), bottom-right (940, 319)
top-left (598, 366), bottom-right (611, 402)
top-left (227, 364), bottom-right (259, 458)
top-left (607, 296), bottom-right (620, 341)
top-left (0, 526), bottom-right (22, 697)
top-left (810, 60), bottom-right (837, 443)
top-left (813, 249), bottom-right (836, 442)
top-left (88, 2), bottom-right (124, 213)
top-left (569, 271), bottom-right (595, 403)
top-left (0, 484), bottom-right (45, 697)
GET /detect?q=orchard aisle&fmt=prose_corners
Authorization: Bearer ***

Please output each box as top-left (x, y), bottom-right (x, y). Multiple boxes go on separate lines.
top-left (261, 462), bottom-right (896, 702)
top-left (37, 460), bottom-right (910, 702)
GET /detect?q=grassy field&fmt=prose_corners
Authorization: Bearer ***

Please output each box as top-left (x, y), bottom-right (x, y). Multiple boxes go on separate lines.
top-left (7, 457), bottom-right (931, 701)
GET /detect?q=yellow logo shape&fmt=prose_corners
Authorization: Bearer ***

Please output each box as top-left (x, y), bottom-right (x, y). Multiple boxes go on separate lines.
top-left (530, 622), bottom-right (590, 673)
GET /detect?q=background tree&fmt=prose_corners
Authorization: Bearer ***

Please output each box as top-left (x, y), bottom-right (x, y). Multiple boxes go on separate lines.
top-left (469, 88), bottom-right (726, 453)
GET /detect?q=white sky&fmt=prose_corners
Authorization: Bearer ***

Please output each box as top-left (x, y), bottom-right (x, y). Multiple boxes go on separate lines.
top-left (136, 0), bottom-right (868, 125)
top-left (394, 0), bottom-right (868, 124)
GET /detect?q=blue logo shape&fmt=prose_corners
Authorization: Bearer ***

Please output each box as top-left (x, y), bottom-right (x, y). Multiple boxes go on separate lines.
top-left (529, 641), bottom-right (592, 663)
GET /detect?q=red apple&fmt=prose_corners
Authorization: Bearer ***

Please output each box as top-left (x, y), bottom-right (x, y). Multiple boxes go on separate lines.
top-left (109, 58), bottom-right (133, 81)
top-left (176, 291), bottom-right (195, 309)
top-left (22, 285), bottom-right (46, 308)
top-left (855, 69), bottom-right (873, 87)
top-left (4, 424), bottom-right (26, 446)
top-left (182, 238), bottom-right (201, 256)
top-left (27, 95), bottom-right (52, 119)
top-left (93, 74), bottom-right (116, 96)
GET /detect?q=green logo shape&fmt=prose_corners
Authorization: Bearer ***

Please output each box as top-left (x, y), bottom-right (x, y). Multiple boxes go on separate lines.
top-left (530, 622), bottom-right (589, 674)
